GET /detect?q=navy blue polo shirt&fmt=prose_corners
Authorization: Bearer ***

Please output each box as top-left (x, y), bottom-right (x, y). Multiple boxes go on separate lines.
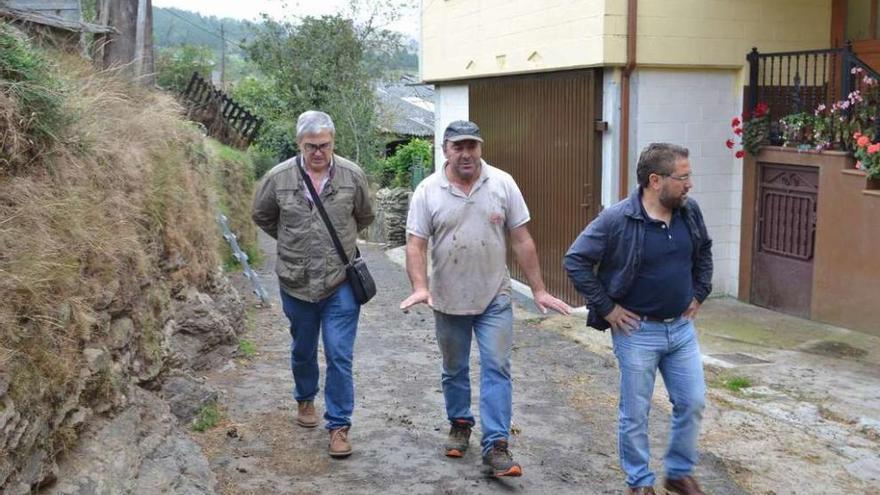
top-left (618, 207), bottom-right (694, 319)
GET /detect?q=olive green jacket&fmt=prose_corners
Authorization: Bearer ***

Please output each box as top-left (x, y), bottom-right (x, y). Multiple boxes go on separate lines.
top-left (251, 155), bottom-right (374, 302)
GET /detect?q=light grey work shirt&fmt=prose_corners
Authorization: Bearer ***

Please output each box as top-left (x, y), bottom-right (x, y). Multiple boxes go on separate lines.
top-left (406, 160), bottom-right (530, 315)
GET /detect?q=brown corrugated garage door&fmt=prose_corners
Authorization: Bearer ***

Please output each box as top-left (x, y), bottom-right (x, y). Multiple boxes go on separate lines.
top-left (469, 69), bottom-right (603, 306)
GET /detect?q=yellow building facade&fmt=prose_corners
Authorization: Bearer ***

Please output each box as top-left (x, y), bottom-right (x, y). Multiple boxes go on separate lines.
top-left (422, 0), bottom-right (831, 82)
top-left (421, 0), bottom-right (835, 300)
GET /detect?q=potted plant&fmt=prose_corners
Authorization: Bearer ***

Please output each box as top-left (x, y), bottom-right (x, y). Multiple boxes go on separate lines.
top-left (779, 112), bottom-right (815, 149)
top-left (852, 131), bottom-right (880, 189)
top-left (728, 102), bottom-right (770, 158)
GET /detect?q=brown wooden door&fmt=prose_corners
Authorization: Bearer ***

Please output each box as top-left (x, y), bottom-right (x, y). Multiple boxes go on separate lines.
top-left (750, 164), bottom-right (819, 318)
top-left (833, 0), bottom-right (880, 71)
top-left (468, 70), bottom-right (603, 305)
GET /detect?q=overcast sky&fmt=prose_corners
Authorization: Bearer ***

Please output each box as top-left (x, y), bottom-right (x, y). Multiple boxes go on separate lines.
top-left (151, 0), bottom-right (420, 38)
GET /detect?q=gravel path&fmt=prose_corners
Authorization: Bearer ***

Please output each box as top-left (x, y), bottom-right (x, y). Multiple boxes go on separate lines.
top-left (190, 234), bottom-right (748, 494)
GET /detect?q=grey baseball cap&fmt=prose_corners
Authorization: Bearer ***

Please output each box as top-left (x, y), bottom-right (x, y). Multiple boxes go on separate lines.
top-left (443, 120), bottom-right (483, 143)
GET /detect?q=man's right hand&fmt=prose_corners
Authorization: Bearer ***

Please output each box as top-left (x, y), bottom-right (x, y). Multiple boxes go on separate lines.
top-left (604, 304), bottom-right (641, 335)
top-left (400, 288), bottom-right (433, 310)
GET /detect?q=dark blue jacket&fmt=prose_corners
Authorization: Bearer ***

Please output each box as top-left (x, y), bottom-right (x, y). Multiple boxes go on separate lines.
top-left (564, 188), bottom-right (713, 330)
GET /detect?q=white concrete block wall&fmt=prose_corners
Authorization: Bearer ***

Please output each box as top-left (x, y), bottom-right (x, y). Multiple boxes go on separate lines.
top-left (602, 68), bottom-right (622, 208)
top-left (433, 85), bottom-right (469, 170)
top-left (629, 69), bottom-right (742, 297)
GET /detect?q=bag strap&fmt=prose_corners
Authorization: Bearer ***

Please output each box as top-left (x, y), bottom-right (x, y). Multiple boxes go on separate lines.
top-left (296, 156), bottom-right (351, 266)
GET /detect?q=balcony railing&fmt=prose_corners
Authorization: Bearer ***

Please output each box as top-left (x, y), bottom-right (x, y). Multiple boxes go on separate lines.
top-left (747, 42), bottom-right (880, 118)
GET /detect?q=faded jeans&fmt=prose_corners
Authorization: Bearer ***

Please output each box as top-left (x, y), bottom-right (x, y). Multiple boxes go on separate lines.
top-left (611, 317), bottom-right (706, 488)
top-left (279, 281), bottom-right (360, 430)
top-left (434, 293), bottom-right (514, 456)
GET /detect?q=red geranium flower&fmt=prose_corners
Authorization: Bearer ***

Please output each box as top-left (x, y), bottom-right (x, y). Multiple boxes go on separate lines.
top-left (735, 150), bottom-right (745, 158)
top-left (726, 139), bottom-right (734, 149)
top-left (754, 102), bottom-right (769, 117)
top-left (734, 127), bottom-right (743, 136)
top-left (731, 117), bottom-right (741, 127)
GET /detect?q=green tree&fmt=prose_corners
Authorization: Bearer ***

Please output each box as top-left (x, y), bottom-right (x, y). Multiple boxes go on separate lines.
top-left (155, 44), bottom-right (215, 93)
top-left (242, 3), bottom-right (405, 173)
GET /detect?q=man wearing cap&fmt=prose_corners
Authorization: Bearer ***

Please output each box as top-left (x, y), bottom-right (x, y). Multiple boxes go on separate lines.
top-left (564, 143), bottom-right (712, 495)
top-left (401, 120), bottom-right (571, 477)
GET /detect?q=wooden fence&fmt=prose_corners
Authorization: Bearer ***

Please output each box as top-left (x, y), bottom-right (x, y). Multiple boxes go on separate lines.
top-left (181, 72), bottom-right (262, 149)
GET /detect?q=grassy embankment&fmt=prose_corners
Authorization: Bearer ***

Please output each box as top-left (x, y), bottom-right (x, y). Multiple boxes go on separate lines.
top-left (0, 23), bottom-right (258, 464)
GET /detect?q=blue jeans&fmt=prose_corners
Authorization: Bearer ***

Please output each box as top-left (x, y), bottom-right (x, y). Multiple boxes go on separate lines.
top-left (611, 317), bottom-right (706, 488)
top-left (434, 293), bottom-right (514, 456)
top-left (279, 282), bottom-right (360, 430)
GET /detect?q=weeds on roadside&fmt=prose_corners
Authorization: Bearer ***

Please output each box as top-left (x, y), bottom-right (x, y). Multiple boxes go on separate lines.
top-left (720, 375), bottom-right (753, 393)
top-left (238, 339), bottom-right (257, 358)
top-left (192, 403), bottom-right (221, 432)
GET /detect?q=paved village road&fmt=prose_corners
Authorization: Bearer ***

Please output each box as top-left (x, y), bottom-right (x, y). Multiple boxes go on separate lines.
top-left (191, 235), bottom-right (748, 495)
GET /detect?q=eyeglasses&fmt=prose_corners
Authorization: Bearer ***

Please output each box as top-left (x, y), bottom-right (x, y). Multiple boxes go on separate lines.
top-left (659, 173), bottom-right (692, 182)
top-left (303, 142), bottom-right (333, 153)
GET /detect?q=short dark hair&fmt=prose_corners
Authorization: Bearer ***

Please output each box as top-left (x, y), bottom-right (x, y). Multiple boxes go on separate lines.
top-left (636, 143), bottom-right (689, 187)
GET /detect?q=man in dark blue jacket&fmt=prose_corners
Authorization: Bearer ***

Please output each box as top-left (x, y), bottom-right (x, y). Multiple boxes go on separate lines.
top-left (564, 143), bottom-right (712, 495)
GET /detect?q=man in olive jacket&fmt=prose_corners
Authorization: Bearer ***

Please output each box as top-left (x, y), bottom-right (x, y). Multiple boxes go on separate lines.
top-left (252, 110), bottom-right (374, 458)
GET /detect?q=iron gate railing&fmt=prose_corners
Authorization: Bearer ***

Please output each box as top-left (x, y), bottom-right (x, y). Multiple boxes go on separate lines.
top-left (747, 42), bottom-right (880, 122)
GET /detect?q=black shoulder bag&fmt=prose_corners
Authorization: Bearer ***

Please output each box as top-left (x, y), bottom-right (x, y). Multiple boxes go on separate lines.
top-left (296, 157), bottom-right (376, 304)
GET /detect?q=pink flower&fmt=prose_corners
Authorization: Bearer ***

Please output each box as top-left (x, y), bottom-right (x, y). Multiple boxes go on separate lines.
top-left (726, 139), bottom-right (734, 149)
top-left (735, 150), bottom-right (745, 159)
top-left (854, 131), bottom-right (863, 140)
top-left (858, 135), bottom-right (871, 148)
top-left (856, 161), bottom-right (863, 170)
top-left (868, 143), bottom-right (880, 154)
top-left (731, 117), bottom-right (741, 128)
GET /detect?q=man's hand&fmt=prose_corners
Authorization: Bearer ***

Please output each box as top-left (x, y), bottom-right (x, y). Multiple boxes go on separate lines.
top-left (682, 298), bottom-right (701, 320)
top-left (400, 288), bottom-right (433, 310)
top-left (533, 290), bottom-right (572, 315)
top-left (604, 304), bottom-right (641, 335)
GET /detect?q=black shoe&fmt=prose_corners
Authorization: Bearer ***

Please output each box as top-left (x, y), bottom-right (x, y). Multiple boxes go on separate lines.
top-left (482, 439), bottom-right (522, 477)
top-left (444, 419), bottom-right (472, 457)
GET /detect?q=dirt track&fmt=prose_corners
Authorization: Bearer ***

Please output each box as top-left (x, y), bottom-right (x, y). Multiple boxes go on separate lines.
top-left (190, 235), bottom-right (748, 494)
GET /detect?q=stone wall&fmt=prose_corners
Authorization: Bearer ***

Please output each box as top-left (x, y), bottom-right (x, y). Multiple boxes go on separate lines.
top-left (0, 274), bottom-right (243, 494)
top-left (364, 187), bottom-right (412, 247)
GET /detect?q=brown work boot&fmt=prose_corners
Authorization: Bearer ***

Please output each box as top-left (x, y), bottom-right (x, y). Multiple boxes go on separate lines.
top-left (328, 426), bottom-right (352, 458)
top-left (296, 400), bottom-right (319, 428)
top-left (625, 487), bottom-right (656, 495)
top-left (664, 475), bottom-right (705, 495)
top-left (482, 439), bottom-right (522, 477)
top-left (445, 419), bottom-right (472, 457)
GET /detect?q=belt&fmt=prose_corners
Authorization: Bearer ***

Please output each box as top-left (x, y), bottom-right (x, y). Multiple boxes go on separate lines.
top-left (640, 315), bottom-right (679, 323)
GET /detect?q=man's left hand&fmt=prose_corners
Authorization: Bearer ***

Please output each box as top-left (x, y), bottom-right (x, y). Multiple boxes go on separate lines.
top-left (682, 298), bottom-right (701, 320)
top-left (533, 290), bottom-right (572, 315)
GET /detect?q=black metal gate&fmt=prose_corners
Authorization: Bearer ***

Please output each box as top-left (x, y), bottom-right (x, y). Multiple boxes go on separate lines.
top-left (750, 163), bottom-right (819, 318)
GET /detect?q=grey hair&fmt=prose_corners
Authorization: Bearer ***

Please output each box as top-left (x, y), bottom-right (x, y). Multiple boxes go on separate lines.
top-left (636, 143), bottom-right (689, 188)
top-left (296, 110), bottom-right (336, 140)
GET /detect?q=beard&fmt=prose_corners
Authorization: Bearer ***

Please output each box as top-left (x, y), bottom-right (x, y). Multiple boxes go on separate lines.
top-left (660, 187), bottom-right (687, 210)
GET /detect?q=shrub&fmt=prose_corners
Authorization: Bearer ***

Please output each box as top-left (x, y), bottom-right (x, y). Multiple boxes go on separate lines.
top-left (0, 23), bottom-right (67, 172)
top-left (377, 138), bottom-right (433, 188)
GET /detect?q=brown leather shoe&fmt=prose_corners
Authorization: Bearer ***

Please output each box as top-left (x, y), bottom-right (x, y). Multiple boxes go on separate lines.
top-left (296, 400), bottom-right (319, 428)
top-left (625, 487), bottom-right (656, 495)
top-left (664, 475), bottom-right (705, 495)
top-left (328, 427), bottom-right (352, 458)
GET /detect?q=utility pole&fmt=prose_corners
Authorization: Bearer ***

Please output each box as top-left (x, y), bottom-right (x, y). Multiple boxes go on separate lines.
top-left (101, 0), bottom-right (154, 86)
top-left (220, 21), bottom-right (226, 89)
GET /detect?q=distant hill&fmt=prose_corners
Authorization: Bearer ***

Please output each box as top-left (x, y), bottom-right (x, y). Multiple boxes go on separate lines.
top-left (152, 6), bottom-right (418, 75)
top-left (153, 7), bottom-right (255, 56)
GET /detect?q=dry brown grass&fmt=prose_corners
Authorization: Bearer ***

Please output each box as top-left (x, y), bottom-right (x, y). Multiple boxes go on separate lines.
top-left (0, 42), bottom-right (245, 467)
